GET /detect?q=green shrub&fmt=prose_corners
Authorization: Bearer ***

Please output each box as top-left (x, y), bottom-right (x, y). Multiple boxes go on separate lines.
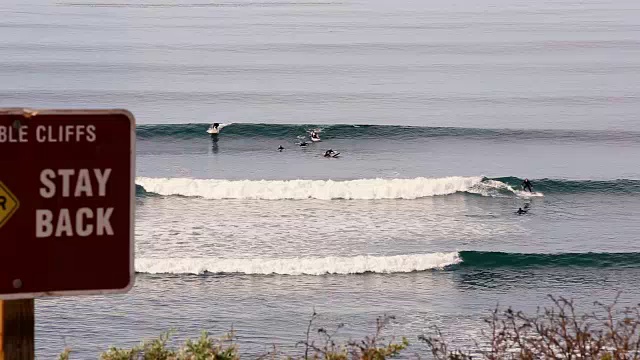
top-left (97, 330), bottom-right (238, 360)
top-left (59, 294), bottom-right (640, 359)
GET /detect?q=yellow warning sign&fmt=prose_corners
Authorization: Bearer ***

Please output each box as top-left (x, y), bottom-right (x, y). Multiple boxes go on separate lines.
top-left (0, 181), bottom-right (19, 229)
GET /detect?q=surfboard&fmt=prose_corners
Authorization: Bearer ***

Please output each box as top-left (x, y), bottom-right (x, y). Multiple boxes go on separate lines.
top-left (206, 123), bottom-right (231, 135)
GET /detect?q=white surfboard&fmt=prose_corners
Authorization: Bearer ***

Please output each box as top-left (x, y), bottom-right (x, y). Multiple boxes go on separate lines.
top-left (206, 123), bottom-right (231, 135)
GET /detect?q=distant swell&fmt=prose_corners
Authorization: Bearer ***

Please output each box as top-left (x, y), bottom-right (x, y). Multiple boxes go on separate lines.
top-left (135, 251), bottom-right (640, 276)
top-left (134, 176), bottom-right (535, 200)
top-left (457, 251), bottom-right (640, 269)
top-left (135, 123), bottom-right (640, 142)
top-left (493, 177), bottom-right (640, 194)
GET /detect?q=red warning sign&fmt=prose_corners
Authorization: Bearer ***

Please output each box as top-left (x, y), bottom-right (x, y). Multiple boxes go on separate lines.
top-left (0, 109), bottom-right (135, 299)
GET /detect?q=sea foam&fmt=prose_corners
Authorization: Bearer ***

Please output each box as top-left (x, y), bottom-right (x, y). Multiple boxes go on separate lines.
top-left (136, 252), bottom-right (461, 275)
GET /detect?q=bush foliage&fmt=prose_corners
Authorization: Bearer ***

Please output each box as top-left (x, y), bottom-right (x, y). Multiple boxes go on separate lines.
top-left (58, 295), bottom-right (640, 359)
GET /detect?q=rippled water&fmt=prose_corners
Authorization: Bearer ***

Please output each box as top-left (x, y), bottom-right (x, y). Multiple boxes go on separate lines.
top-left (2, 0), bottom-right (640, 358)
top-left (2, 0), bottom-right (640, 129)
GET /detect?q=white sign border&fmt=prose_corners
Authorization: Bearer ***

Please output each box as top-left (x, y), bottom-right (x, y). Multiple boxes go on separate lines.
top-left (0, 108), bottom-right (136, 300)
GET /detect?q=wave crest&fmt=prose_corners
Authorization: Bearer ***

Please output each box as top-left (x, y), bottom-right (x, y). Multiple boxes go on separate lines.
top-left (136, 253), bottom-right (461, 275)
top-left (458, 251), bottom-right (640, 268)
top-left (136, 252), bottom-right (640, 276)
top-left (135, 123), bottom-right (640, 142)
top-left (493, 177), bottom-right (640, 194)
top-left (135, 176), bottom-right (535, 200)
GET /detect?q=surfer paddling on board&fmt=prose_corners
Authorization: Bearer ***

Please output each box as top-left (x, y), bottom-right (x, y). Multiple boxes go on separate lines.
top-left (516, 203), bottom-right (531, 215)
top-left (522, 178), bottom-right (533, 192)
top-left (324, 149), bottom-right (340, 158)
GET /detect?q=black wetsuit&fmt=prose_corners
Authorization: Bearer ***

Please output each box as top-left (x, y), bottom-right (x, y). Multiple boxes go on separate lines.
top-left (522, 180), bottom-right (533, 192)
top-left (278, 146), bottom-right (284, 152)
top-left (517, 208), bottom-right (528, 215)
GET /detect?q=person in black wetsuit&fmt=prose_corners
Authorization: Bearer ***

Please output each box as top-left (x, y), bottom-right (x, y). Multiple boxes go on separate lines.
top-left (278, 145), bottom-right (285, 152)
top-left (522, 178), bottom-right (533, 192)
top-left (517, 207), bottom-right (528, 215)
top-left (299, 141), bottom-right (308, 147)
top-left (324, 149), bottom-right (335, 157)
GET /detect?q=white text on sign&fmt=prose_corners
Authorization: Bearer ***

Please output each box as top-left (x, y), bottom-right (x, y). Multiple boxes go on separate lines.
top-left (36, 168), bottom-right (114, 238)
top-left (0, 125), bottom-right (96, 143)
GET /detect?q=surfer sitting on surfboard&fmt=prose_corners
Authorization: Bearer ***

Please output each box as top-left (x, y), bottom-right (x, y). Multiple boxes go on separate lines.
top-left (207, 123), bottom-right (220, 134)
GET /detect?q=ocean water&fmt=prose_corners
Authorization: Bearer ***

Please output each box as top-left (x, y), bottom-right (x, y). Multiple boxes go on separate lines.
top-left (32, 123), bottom-right (640, 358)
top-left (1, 0), bottom-right (640, 358)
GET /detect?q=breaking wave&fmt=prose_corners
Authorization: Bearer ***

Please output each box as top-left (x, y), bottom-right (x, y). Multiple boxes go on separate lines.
top-left (135, 175), bottom-right (640, 199)
top-left (135, 251), bottom-right (640, 276)
top-left (135, 176), bottom-right (537, 200)
top-left (136, 252), bottom-right (461, 275)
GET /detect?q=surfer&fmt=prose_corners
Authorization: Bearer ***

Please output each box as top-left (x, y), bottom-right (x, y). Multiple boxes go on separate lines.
top-left (310, 131), bottom-right (321, 142)
top-left (207, 123), bottom-right (220, 135)
top-left (278, 145), bottom-right (285, 152)
top-left (324, 149), bottom-right (339, 158)
top-left (299, 141), bottom-right (308, 147)
top-left (516, 203), bottom-right (531, 215)
top-left (522, 178), bottom-right (533, 192)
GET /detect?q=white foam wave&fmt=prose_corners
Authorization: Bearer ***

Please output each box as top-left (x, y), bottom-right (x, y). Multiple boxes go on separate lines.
top-left (467, 180), bottom-right (544, 198)
top-left (135, 176), bottom-right (489, 200)
top-left (136, 252), bottom-right (461, 275)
